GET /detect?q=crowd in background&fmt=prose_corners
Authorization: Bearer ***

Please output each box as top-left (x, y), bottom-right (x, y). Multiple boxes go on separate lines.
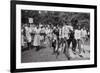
top-left (21, 17), bottom-right (90, 60)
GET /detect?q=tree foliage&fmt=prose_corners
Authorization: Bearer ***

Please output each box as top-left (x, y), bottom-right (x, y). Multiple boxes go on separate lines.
top-left (21, 10), bottom-right (90, 30)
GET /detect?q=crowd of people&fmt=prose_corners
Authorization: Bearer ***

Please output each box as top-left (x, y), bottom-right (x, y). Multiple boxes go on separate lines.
top-left (21, 18), bottom-right (90, 60)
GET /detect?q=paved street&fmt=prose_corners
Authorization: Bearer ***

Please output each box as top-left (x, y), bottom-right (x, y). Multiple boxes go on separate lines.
top-left (21, 40), bottom-right (90, 63)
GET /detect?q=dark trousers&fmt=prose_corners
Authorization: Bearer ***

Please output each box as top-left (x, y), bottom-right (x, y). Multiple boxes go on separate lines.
top-left (59, 38), bottom-right (70, 60)
top-left (76, 39), bottom-right (82, 54)
top-left (27, 42), bottom-right (31, 49)
top-left (67, 38), bottom-right (77, 52)
top-left (52, 39), bottom-right (57, 53)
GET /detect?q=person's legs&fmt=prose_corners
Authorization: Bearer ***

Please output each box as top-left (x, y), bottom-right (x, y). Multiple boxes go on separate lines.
top-left (63, 38), bottom-right (70, 60)
top-left (52, 40), bottom-right (57, 54)
top-left (72, 39), bottom-right (77, 52)
top-left (49, 37), bottom-right (52, 48)
top-left (55, 37), bottom-right (59, 52)
top-left (55, 38), bottom-right (64, 58)
top-left (35, 46), bottom-right (39, 51)
top-left (67, 38), bottom-right (71, 49)
top-left (55, 38), bottom-right (60, 58)
top-left (31, 34), bottom-right (34, 48)
top-left (81, 37), bottom-right (85, 53)
top-left (27, 42), bottom-right (31, 49)
top-left (77, 39), bottom-right (81, 54)
top-left (78, 39), bottom-right (83, 57)
top-left (61, 38), bottom-right (65, 53)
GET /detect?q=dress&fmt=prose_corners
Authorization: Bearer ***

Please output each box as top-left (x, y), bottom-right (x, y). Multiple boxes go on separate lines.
top-left (33, 28), bottom-right (41, 46)
top-left (25, 26), bottom-right (32, 43)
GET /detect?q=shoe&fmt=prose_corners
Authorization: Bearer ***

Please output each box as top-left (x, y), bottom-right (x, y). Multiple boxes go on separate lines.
top-left (83, 50), bottom-right (85, 53)
top-left (79, 54), bottom-right (83, 57)
top-left (73, 51), bottom-right (76, 55)
top-left (67, 57), bottom-right (71, 60)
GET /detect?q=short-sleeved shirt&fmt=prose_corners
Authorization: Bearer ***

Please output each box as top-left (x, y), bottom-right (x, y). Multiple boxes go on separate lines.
top-left (62, 25), bottom-right (70, 39)
top-left (74, 29), bottom-right (81, 40)
top-left (81, 29), bottom-right (87, 38)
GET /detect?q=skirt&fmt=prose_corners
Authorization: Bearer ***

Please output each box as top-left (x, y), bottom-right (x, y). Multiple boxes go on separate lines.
top-left (33, 34), bottom-right (40, 46)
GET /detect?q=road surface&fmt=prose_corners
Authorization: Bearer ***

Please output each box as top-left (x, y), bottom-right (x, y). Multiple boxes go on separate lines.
top-left (21, 40), bottom-right (90, 63)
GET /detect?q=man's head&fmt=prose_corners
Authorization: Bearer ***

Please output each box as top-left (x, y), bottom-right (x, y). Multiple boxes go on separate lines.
top-left (71, 19), bottom-right (78, 25)
top-left (78, 26), bottom-right (81, 30)
top-left (83, 27), bottom-right (85, 30)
